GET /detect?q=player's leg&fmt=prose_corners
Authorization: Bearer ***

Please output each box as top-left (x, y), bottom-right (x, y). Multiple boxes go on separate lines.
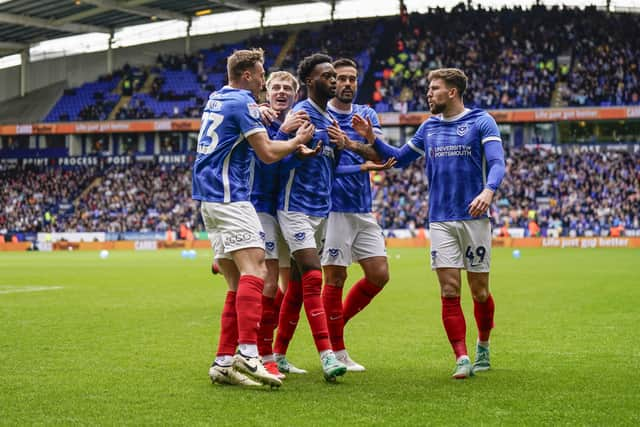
top-left (259, 258), bottom-right (285, 378)
top-left (273, 259), bottom-right (307, 374)
top-left (256, 213), bottom-right (286, 378)
top-left (461, 218), bottom-right (494, 372)
top-left (231, 247), bottom-right (281, 387)
top-left (321, 212), bottom-right (352, 368)
top-left (279, 210), bottom-right (346, 381)
top-left (200, 202), bottom-right (260, 387)
top-left (431, 221), bottom-right (472, 379)
top-left (467, 271), bottom-right (493, 372)
top-left (212, 202), bottom-right (280, 387)
top-left (343, 214), bottom-right (389, 324)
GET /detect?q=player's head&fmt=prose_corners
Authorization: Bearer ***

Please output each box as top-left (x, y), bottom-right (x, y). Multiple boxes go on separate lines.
top-left (266, 71), bottom-right (298, 113)
top-left (427, 68), bottom-right (467, 114)
top-left (298, 53), bottom-right (336, 100)
top-left (227, 48), bottom-right (265, 98)
top-left (332, 58), bottom-right (358, 104)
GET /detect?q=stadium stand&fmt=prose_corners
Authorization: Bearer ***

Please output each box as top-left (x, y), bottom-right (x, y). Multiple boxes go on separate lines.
top-left (2, 148), bottom-right (637, 237)
top-left (1, 6), bottom-right (639, 241)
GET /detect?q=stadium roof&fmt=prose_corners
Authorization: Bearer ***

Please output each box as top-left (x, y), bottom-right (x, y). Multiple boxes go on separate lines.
top-left (1, 0), bottom-right (639, 65)
top-left (0, 0), bottom-right (322, 56)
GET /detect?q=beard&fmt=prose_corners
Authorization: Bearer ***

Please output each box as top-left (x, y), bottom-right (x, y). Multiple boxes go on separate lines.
top-left (429, 102), bottom-right (446, 114)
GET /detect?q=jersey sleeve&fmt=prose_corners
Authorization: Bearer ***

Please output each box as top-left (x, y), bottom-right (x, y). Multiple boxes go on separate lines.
top-left (406, 121), bottom-right (428, 157)
top-left (237, 96), bottom-right (267, 138)
top-left (478, 113), bottom-right (502, 148)
top-left (365, 107), bottom-right (384, 137)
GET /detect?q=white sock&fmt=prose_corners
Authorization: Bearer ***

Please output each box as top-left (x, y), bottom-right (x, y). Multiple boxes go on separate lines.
top-left (215, 355), bottom-right (234, 367)
top-left (334, 349), bottom-right (347, 359)
top-left (238, 344), bottom-right (259, 358)
top-left (319, 349), bottom-right (333, 360)
top-left (478, 340), bottom-right (490, 348)
top-left (456, 355), bottom-right (470, 363)
top-left (262, 354), bottom-right (275, 363)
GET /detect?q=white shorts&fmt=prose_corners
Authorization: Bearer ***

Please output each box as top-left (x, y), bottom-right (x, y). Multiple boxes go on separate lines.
top-left (200, 201), bottom-right (264, 260)
top-left (321, 212), bottom-right (387, 267)
top-left (257, 212), bottom-right (290, 266)
top-left (277, 210), bottom-right (326, 255)
top-left (429, 219), bottom-right (491, 272)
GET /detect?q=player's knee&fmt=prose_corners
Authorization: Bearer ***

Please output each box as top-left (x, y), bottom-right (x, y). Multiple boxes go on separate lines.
top-left (366, 267), bottom-right (389, 288)
top-left (324, 268), bottom-right (347, 287)
top-left (440, 281), bottom-right (461, 298)
top-left (471, 287), bottom-right (489, 303)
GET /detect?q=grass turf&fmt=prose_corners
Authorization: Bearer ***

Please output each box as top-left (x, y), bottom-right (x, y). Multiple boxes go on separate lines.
top-left (1, 247), bottom-right (639, 425)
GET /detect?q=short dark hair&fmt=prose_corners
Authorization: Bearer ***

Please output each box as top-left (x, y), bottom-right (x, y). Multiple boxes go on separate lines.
top-left (427, 68), bottom-right (468, 98)
top-left (297, 53), bottom-right (333, 86)
top-left (332, 58), bottom-right (358, 70)
top-left (227, 48), bottom-right (264, 81)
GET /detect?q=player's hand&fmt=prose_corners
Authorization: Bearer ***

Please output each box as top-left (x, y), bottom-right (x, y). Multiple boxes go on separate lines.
top-left (360, 157), bottom-right (397, 171)
top-left (296, 141), bottom-right (322, 159)
top-left (281, 110), bottom-right (310, 134)
top-left (328, 120), bottom-right (348, 150)
top-left (259, 105), bottom-right (278, 125)
top-left (295, 121), bottom-right (315, 145)
top-left (352, 114), bottom-right (376, 144)
top-left (468, 188), bottom-right (494, 217)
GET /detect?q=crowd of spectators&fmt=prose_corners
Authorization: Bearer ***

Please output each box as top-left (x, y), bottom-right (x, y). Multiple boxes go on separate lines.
top-left (59, 163), bottom-right (198, 235)
top-left (0, 165), bottom-right (99, 234)
top-left (42, 5), bottom-right (640, 123)
top-left (2, 148), bottom-right (637, 239)
top-left (371, 5), bottom-right (640, 112)
top-left (371, 5), bottom-right (574, 112)
top-left (564, 12), bottom-right (640, 106)
top-left (493, 148), bottom-right (639, 237)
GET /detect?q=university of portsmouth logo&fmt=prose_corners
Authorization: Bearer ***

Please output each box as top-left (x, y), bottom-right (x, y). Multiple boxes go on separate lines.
top-left (328, 248), bottom-right (339, 258)
top-left (259, 231), bottom-right (266, 241)
top-left (294, 232), bottom-right (306, 241)
top-left (457, 123), bottom-right (469, 136)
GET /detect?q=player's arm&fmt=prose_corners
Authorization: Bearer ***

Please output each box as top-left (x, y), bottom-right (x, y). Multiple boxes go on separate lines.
top-left (248, 121), bottom-right (315, 164)
top-left (350, 114), bottom-right (423, 167)
top-left (468, 116), bottom-right (506, 217)
top-left (335, 157), bottom-right (397, 175)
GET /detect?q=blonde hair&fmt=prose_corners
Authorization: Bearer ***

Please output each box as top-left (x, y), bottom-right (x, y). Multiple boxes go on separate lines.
top-left (227, 48), bottom-right (264, 81)
top-left (266, 71), bottom-right (299, 93)
top-left (427, 68), bottom-right (468, 98)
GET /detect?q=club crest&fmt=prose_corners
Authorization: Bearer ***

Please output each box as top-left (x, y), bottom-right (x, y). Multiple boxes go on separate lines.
top-left (328, 248), bottom-right (339, 258)
top-left (457, 123), bottom-right (469, 136)
top-left (247, 102), bottom-right (260, 119)
top-left (265, 241), bottom-right (275, 251)
top-left (294, 232), bottom-right (306, 241)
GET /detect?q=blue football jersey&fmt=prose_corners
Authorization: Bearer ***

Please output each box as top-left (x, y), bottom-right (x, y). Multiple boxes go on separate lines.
top-left (192, 86), bottom-right (266, 203)
top-left (278, 98), bottom-right (341, 217)
top-left (328, 103), bottom-right (383, 213)
top-left (409, 108), bottom-right (502, 222)
top-left (249, 120), bottom-right (282, 215)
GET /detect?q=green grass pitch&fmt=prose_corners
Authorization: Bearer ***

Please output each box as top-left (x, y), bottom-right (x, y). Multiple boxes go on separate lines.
top-left (1, 247), bottom-right (639, 425)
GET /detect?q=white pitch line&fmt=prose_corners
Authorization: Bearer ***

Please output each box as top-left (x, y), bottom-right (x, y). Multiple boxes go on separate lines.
top-left (0, 286), bottom-right (64, 295)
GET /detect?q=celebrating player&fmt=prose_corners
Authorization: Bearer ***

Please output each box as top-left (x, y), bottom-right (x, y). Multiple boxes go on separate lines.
top-left (273, 53), bottom-right (348, 382)
top-left (193, 48), bottom-right (314, 387)
top-left (251, 70), bottom-right (314, 377)
top-left (321, 58), bottom-right (396, 371)
top-left (349, 68), bottom-right (505, 379)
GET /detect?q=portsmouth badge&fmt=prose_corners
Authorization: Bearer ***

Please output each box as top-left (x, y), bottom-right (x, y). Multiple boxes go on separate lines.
top-left (457, 123), bottom-right (469, 136)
